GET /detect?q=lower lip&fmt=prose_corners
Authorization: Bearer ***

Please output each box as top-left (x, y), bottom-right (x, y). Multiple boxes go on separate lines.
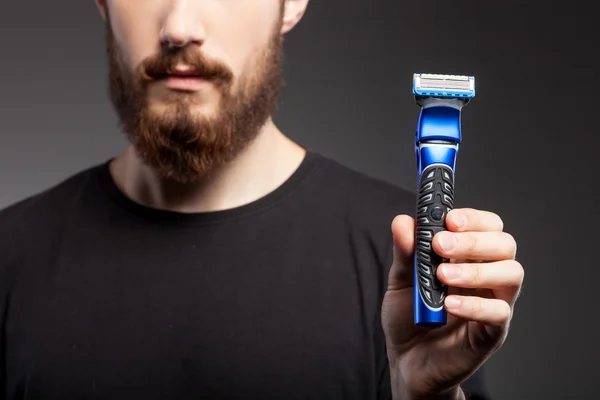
top-left (161, 76), bottom-right (210, 91)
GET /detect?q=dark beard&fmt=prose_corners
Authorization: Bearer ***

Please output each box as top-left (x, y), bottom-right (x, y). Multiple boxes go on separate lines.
top-left (105, 18), bottom-right (284, 183)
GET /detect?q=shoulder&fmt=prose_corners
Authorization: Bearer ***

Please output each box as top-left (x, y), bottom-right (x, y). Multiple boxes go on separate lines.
top-left (307, 151), bottom-right (416, 219)
top-left (304, 151), bottom-right (416, 266)
top-left (0, 163), bottom-right (103, 291)
top-left (0, 163), bottom-right (103, 253)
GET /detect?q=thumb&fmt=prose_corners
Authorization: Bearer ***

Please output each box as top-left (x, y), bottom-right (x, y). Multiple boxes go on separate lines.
top-left (388, 215), bottom-right (416, 290)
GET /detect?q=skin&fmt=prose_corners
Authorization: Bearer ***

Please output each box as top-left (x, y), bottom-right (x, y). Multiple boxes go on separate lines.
top-left (94, 1), bottom-right (524, 399)
top-left (384, 209), bottom-right (523, 399)
top-left (96, 0), bottom-right (309, 213)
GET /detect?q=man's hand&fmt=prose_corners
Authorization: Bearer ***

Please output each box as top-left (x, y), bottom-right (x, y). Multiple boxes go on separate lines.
top-left (381, 208), bottom-right (523, 399)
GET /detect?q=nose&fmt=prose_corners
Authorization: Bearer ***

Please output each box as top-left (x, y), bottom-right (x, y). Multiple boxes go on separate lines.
top-left (160, 0), bottom-right (206, 48)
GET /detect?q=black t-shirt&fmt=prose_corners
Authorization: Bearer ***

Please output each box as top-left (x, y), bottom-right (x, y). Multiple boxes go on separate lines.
top-left (0, 151), bottom-right (490, 399)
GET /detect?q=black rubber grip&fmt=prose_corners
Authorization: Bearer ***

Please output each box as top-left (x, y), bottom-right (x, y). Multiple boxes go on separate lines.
top-left (415, 164), bottom-right (454, 309)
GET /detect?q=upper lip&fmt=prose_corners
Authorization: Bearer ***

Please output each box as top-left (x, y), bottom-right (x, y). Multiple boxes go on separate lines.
top-left (169, 71), bottom-right (200, 77)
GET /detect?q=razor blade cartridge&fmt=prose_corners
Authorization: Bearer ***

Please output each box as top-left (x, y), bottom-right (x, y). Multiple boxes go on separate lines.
top-left (413, 73), bottom-right (475, 99)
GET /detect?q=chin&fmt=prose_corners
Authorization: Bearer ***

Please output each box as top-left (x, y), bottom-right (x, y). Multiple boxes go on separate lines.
top-left (147, 96), bottom-right (218, 117)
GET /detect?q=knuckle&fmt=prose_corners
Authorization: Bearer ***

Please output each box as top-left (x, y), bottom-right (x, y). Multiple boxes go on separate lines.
top-left (495, 214), bottom-right (505, 231)
top-left (510, 260), bottom-right (525, 285)
top-left (467, 297), bottom-right (483, 316)
top-left (504, 232), bottom-right (518, 258)
top-left (465, 232), bottom-right (479, 255)
top-left (482, 209), bottom-right (503, 231)
top-left (468, 264), bottom-right (483, 285)
top-left (500, 301), bottom-right (512, 322)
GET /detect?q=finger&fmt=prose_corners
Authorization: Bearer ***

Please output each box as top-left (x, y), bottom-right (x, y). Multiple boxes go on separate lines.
top-left (437, 260), bottom-right (524, 290)
top-left (388, 215), bottom-right (415, 289)
top-left (446, 208), bottom-right (504, 233)
top-left (444, 295), bottom-right (512, 327)
top-left (391, 214), bottom-right (415, 264)
top-left (438, 260), bottom-right (524, 305)
top-left (433, 231), bottom-right (517, 261)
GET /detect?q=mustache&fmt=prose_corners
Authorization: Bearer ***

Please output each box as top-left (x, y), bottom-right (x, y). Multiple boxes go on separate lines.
top-left (139, 46), bottom-right (233, 86)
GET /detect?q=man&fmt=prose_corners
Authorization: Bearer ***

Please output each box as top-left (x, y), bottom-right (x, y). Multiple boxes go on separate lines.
top-left (0, 1), bottom-right (523, 399)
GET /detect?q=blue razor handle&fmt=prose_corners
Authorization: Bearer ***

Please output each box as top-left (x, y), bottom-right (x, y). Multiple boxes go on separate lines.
top-left (412, 73), bottom-right (475, 327)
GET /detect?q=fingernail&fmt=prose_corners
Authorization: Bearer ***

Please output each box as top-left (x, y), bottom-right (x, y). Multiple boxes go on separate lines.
top-left (452, 211), bottom-right (466, 228)
top-left (442, 265), bottom-right (461, 280)
top-left (445, 296), bottom-right (461, 309)
top-left (437, 232), bottom-right (456, 252)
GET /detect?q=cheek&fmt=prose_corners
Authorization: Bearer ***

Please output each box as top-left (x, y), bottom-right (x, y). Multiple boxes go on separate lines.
top-left (107, 7), bottom-right (160, 71)
top-left (236, 49), bottom-right (264, 86)
top-left (222, 30), bottom-right (276, 90)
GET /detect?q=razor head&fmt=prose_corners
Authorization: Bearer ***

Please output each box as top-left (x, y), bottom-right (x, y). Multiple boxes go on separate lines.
top-left (413, 73), bottom-right (475, 99)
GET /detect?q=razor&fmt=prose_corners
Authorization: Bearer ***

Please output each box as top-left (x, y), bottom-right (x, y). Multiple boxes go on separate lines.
top-left (412, 73), bottom-right (475, 327)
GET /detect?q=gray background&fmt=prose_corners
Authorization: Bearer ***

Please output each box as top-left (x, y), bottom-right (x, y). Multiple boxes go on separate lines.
top-left (1, 1), bottom-right (597, 398)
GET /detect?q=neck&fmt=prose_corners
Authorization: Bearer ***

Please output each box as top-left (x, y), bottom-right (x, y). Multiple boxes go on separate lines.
top-left (109, 119), bottom-right (306, 213)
